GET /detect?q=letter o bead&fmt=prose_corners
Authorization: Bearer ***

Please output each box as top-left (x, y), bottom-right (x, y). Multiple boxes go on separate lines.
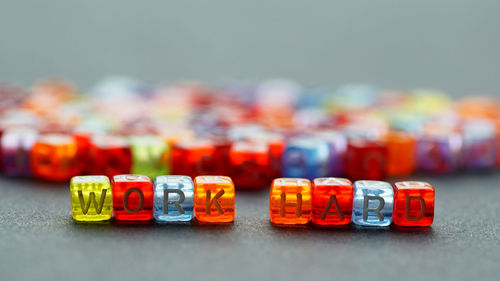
top-left (112, 175), bottom-right (154, 221)
top-left (393, 181), bottom-right (434, 227)
top-left (352, 180), bottom-right (393, 226)
top-left (194, 176), bottom-right (235, 223)
top-left (270, 178), bottom-right (312, 225)
top-left (154, 175), bottom-right (194, 222)
top-left (70, 176), bottom-right (113, 222)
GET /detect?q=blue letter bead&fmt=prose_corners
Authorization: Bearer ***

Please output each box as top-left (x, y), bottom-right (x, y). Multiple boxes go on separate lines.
top-left (153, 175), bottom-right (194, 222)
top-left (352, 180), bottom-right (393, 226)
top-left (282, 136), bottom-right (331, 180)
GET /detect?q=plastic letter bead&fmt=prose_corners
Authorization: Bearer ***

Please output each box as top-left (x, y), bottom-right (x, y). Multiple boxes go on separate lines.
top-left (1, 127), bottom-right (38, 176)
top-left (461, 119), bottom-right (497, 170)
top-left (393, 181), bottom-right (434, 227)
top-left (112, 174), bottom-right (154, 221)
top-left (194, 176), bottom-right (235, 223)
top-left (172, 140), bottom-right (215, 178)
top-left (352, 180), bottom-right (393, 226)
top-left (417, 127), bottom-right (462, 173)
top-left (311, 177), bottom-right (353, 226)
top-left (70, 176), bottom-right (113, 222)
top-left (384, 131), bottom-right (417, 177)
top-left (282, 136), bottom-right (330, 180)
top-left (154, 175), bottom-right (194, 222)
top-left (88, 135), bottom-right (132, 178)
top-left (230, 141), bottom-right (271, 189)
top-left (31, 134), bottom-right (81, 181)
top-left (130, 135), bottom-right (169, 179)
top-left (269, 178), bottom-right (312, 225)
top-left (313, 130), bottom-right (347, 176)
top-left (346, 139), bottom-right (388, 180)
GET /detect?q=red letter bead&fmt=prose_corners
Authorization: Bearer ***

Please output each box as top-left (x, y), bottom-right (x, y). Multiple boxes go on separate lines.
top-left (269, 178), bottom-right (312, 225)
top-left (393, 181), bottom-right (435, 227)
top-left (312, 177), bottom-right (353, 226)
top-left (171, 139), bottom-right (215, 178)
top-left (112, 174), bottom-right (154, 221)
top-left (346, 139), bottom-right (388, 180)
top-left (88, 135), bottom-right (132, 178)
top-left (230, 141), bottom-right (272, 189)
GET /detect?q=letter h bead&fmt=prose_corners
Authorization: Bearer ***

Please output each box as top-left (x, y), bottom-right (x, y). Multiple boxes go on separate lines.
top-left (112, 175), bottom-right (154, 221)
top-left (352, 180), bottom-right (393, 226)
top-left (393, 181), bottom-right (434, 227)
top-left (70, 176), bottom-right (113, 222)
top-left (194, 176), bottom-right (235, 223)
top-left (269, 178), bottom-right (312, 225)
top-left (154, 175), bottom-right (194, 222)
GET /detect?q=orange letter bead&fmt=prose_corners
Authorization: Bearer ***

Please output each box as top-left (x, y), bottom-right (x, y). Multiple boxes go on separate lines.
top-left (385, 131), bottom-right (417, 177)
top-left (393, 181), bottom-right (435, 227)
top-left (194, 176), bottom-right (235, 223)
top-left (31, 134), bottom-right (82, 181)
top-left (269, 178), bottom-right (312, 225)
top-left (311, 178), bottom-right (353, 226)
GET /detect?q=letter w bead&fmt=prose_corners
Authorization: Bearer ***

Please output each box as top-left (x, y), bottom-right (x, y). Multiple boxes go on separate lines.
top-left (70, 176), bottom-right (113, 222)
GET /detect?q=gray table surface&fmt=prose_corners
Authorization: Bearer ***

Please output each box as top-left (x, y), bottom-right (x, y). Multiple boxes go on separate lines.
top-left (0, 173), bottom-right (499, 281)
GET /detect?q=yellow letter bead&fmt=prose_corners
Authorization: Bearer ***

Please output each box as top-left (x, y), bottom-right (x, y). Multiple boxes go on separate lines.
top-left (70, 176), bottom-right (113, 222)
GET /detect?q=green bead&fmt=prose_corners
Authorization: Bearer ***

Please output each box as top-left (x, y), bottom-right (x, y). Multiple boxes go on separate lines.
top-left (130, 135), bottom-right (169, 179)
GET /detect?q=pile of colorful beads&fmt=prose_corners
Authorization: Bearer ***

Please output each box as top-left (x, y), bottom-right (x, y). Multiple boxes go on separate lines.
top-left (71, 174), bottom-right (434, 227)
top-left (1, 77), bottom-right (499, 188)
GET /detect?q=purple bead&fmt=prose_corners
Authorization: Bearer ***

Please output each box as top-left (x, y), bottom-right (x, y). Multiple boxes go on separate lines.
top-left (1, 127), bottom-right (38, 176)
top-left (461, 119), bottom-right (498, 170)
top-left (313, 130), bottom-right (347, 176)
top-left (417, 132), bottom-right (463, 173)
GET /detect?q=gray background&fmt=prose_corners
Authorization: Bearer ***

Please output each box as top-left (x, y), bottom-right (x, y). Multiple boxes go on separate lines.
top-left (0, 1), bottom-right (499, 281)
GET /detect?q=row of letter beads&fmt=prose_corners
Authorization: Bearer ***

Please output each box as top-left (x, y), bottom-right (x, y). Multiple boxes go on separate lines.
top-left (270, 178), bottom-right (434, 227)
top-left (71, 174), bottom-right (433, 227)
top-left (70, 175), bottom-right (235, 223)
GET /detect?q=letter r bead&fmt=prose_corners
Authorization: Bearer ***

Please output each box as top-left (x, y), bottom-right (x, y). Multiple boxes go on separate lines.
top-left (352, 180), bottom-right (393, 226)
top-left (393, 181), bottom-right (434, 227)
top-left (194, 176), bottom-right (235, 223)
top-left (270, 178), bottom-right (312, 225)
top-left (70, 176), bottom-right (113, 222)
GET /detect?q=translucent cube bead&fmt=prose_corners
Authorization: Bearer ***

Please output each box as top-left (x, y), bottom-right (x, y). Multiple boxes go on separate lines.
top-left (154, 175), bottom-right (194, 222)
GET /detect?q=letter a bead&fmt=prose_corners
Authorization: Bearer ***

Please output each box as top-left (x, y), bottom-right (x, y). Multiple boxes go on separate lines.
top-left (112, 175), bottom-right (154, 221)
top-left (70, 176), bottom-right (113, 222)
top-left (312, 178), bottom-right (353, 226)
top-left (269, 178), bottom-right (312, 225)
top-left (194, 176), bottom-right (235, 223)
top-left (392, 181), bottom-right (434, 227)
top-left (352, 180), bottom-right (393, 226)
top-left (154, 175), bottom-right (194, 222)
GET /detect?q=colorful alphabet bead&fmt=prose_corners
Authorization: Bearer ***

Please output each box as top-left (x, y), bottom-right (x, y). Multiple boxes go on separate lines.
top-left (346, 139), bottom-right (388, 180)
top-left (154, 175), bottom-right (194, 222)
top-left (384, 131), bottom-right (417, 177)
top-left (194, 176), bottom-right (235, 223)
top-left (311, 177), bottom-right (353, 226)
top-left (352, 180), bottom-right (393, 226)
top-left (31, 134), bottom-right (81, 181)
top-left (130, 135), bottom-right (169, 179)
top-left (393, 181), bottom-right (435, 227)
top-left (70, 175), bottom-right (113, 222)
top-left (1, 127), bottom-right (37, 176)
top-left (269, 178), bottom-right (312, 225)
top-left (282, 136), bottom-right (330, 180)
top-left (230, 141), bottom-right (272, 189)
top-left (88, 135), bottom-right (132, 178)
top-left (112, 174), bottom-right (154, 221)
